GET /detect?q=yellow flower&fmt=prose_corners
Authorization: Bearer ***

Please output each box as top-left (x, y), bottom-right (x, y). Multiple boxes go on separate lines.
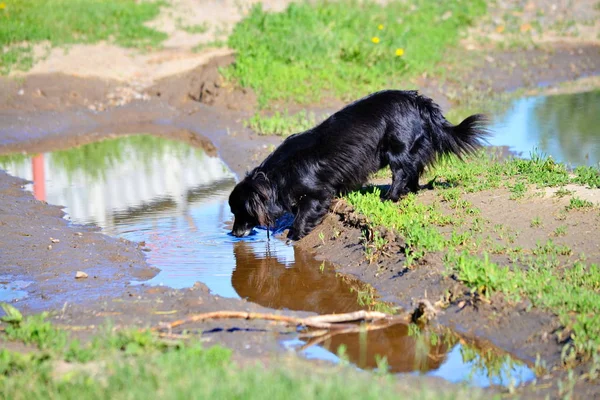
top-left (0, 2), bottom-right (6, 10)
top-left (395, 48), bottom-right (405, 57)
top-left (371, 36), bottom-right (380, 44)
top-left (378, 24), bottom-right (384, 30)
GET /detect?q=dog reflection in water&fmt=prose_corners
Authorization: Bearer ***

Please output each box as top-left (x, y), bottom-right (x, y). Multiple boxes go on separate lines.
top-left (231, 241), bottom-right (450, 373)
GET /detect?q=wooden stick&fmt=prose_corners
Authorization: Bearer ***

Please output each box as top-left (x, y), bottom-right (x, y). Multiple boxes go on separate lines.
top-left (153, 300), bottom-right (438, 339)
top-left (302, 310), bottom-right (387, 324)
top-left (153, 310), bottom-right (390, 332)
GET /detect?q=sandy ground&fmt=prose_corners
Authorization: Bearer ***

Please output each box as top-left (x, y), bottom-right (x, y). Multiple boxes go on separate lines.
top-left (1, 0), bottom-right (600, 398)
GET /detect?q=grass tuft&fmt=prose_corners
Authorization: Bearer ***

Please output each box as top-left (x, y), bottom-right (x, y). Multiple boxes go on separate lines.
top-left (246, 110), bottom-right (318, 136)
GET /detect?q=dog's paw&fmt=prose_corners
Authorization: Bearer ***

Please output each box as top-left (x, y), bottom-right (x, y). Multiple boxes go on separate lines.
top-left (383, 193), bottom-right (400, 202)
top-left (286, 229), bottom-right (302, 242)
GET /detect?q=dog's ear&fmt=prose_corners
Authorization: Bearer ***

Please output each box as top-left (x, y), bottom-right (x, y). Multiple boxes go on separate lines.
top-left (251, 170), bottom-right (269, 183)
top-left (247, 192), bottom-right (269, 227)
top-left (244, 175), bottom-right (273, 227)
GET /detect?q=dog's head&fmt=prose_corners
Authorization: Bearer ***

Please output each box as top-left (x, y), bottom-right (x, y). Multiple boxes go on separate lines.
top-left (229, 171), bottom-right (277, 238)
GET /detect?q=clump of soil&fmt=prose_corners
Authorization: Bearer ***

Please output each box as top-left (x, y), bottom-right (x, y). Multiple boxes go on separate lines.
top-left (150, 54), bottom-right (257, 111)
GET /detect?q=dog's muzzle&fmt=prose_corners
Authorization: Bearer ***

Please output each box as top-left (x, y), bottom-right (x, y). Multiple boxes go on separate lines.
top-left (231, 228), bottom-right (253, 238)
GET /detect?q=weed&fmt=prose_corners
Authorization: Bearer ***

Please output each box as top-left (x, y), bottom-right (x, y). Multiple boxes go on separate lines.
top-left (554, 187), bottom-right (574, 198)
top-left (362, 230), bottom-right (388, 263)
top-left (565, 197), bottom-right (594, 211)
top-left (350, 284), bottom-right (396, 314)
top-left (374, 355), bottom-right (390, 376)
top-left (530, 216), bottom-right (542, 228)
top-left (446, 252), bottom-right (510, 297)
top-left (318, 231), bottom-right (326, 245)
top-left (319, 262), bottom-right (326, 273)
top-left (509, 181), bottom-right (526, 199)
top-left (553, 225), bottom-right (567, 237)
top-left (245, 110), bottom-right (317, 136)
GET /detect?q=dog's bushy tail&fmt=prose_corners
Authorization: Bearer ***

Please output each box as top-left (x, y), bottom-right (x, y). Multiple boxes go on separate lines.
top-left (416, 94), bottom-right (489, 161)
top-left (430, 109), bottom-right (489, 162)
top-left (440, 114), bottom-right (490, 160)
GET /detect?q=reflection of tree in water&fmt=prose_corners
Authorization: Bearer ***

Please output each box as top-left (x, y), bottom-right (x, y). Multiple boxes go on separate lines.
top-left (231, 241), bottom-right (449, 373)
top-left (0, 153), bottom-right (29, 169)
top-left (532, 91), bottom-right (600, 166)
top-left (49, 134), bottom-right (209, 182)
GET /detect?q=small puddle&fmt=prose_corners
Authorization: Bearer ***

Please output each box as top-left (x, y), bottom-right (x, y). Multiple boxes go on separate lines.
top-left (0, 133), bottom-right (534, 387)
top-left (489, 90), bottom-right (600, 166)
top-left (0, 276), bottom-right (32, 302)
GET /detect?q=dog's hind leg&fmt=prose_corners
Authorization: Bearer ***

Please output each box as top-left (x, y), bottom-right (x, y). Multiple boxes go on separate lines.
top-left (287, 197), bottom-right (331, 240)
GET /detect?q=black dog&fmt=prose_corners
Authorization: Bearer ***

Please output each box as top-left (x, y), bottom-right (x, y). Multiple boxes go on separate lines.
top-left (229, 90), bottom-right (488, 240)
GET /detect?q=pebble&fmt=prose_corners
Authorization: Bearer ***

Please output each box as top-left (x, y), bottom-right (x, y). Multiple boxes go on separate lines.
top-left (75, 271), bottom-right (88, 279)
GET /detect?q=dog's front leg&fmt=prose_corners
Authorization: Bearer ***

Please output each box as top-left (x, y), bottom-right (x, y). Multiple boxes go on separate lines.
top-left (385, 161), bottom-right (418, 202)
top-left (287, 197), bottom-right (331, 241)
top-left (385, 169), bottom-right (409, 202)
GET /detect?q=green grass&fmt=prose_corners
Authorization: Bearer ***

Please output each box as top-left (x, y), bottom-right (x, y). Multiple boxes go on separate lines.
top-left (447, 249), bottom-right (600, 361)
top-left (565, 197), bottom-right (594, 211)
top-left (530, 216), bottom-right (542, 228)
top-left (246, 110), bottom-right (318, 136)
top-left (0, 304), bottom-right (485, 400)
top-left (224, 0), bottom-right (487, 107)
top-left (347, 189), bottom-right (450, 264)
top-left (0, 0), bottom-right (166, 74)
top-left (572, 166), bottom-right (600, 188)
top-left (344, 152), bottom-right (600, 360)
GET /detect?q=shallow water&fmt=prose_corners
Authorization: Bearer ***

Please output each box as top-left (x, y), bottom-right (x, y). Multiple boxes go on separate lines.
top-left (489, 90), bottom-right (600, 166)
top-left (0, 276), bottom-right (32, 303)
top-left (0, 133), bottom-right (534, 386)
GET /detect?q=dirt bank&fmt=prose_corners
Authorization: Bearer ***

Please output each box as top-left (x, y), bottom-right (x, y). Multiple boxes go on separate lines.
top-left (296, 183), bottom-right (600, 398)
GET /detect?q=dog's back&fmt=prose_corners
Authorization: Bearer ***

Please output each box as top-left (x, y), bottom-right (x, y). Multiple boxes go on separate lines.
top-left (259, 90), bottom-right (486, 193)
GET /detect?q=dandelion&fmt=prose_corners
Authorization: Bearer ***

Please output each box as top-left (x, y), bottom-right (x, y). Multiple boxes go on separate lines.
top-left (0, 2), bottom-right (6, 10)
top-left (378, 24), bottom-right (384, 30)
top-left (495, 25), bottom-right (505, 34)
top-left (395, 48), bottom-right (405, 57)
top-left (371, 36), bottom-right (380, 44)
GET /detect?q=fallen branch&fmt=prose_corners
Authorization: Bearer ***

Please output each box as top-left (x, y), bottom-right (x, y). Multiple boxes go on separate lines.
top-left (152, 300), bottom-right (440, 341)
top-left (153, 310), bottom-right (390, 332)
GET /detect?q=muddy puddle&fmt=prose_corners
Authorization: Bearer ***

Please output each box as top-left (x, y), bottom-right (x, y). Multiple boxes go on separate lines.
top-left (489, 90), bottom-right (600, 166)
top-left (0, 133), bottom-right (535, 387)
